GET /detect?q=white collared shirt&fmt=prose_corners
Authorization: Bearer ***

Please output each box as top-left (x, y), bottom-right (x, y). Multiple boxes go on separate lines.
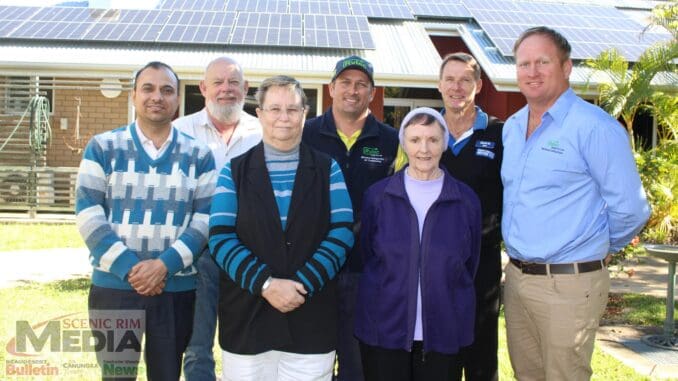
top-left (173, 108), bottom-right (262, 170)
top-left (134, 121), bottom-right (173, 160)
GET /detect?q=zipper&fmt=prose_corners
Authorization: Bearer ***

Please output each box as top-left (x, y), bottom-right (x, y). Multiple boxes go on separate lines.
top-left (418, 198), bottom-right (443, 359)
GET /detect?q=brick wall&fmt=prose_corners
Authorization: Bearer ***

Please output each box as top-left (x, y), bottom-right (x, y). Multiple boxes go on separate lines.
top-left (47, 80), bottom-right (130, 168)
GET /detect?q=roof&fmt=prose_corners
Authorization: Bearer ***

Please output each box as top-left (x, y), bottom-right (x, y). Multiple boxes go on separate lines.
top-left (0, 20), bottom-right (441, 87)
top-left (0, 0), bottom-right (672, 91)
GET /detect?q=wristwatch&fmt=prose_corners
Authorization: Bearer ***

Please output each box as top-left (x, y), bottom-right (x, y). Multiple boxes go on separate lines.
top-left (261, 276), bottom-right (272, 293)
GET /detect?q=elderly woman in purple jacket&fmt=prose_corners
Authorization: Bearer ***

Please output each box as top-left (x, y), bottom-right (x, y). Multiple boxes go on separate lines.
top-left (354, 107), bottom-right (481, 381)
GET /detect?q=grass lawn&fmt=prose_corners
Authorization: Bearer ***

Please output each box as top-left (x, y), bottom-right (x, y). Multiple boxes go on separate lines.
top-left (1, 279), bottom-right (670, 380)
top-left (0, 223), bottom-right (84, 251)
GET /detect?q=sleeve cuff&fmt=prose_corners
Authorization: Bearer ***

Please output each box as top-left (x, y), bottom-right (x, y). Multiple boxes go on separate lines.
top-left (159, 248), bottom-right (185, 276)
top-left (109, 250), bottom-right (140, 281)
top-left (252, 267), bottom-right (273, 296)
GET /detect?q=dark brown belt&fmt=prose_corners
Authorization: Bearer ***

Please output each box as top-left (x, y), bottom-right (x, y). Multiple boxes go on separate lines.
top-left (510, 258), bottom-right (603, 275)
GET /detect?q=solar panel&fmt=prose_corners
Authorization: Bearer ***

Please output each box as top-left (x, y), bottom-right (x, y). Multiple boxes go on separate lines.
top-left (158, 0), bottom-right (226, 11)
top-left (289, 0), bottom-right (351, 15)
top-left (157, 10), bottom-right (235, 44)
top-left (83, 9), bottom-right (172, 42)
top-left (230, 12), bottom-right (302, 46)
top-left (0, 6), bottom-right (41, 38)
top-left (304, 14), bottom-right (374, 49)
top-left (0, 4), bottom-right (381, 51)
top-left (406, 1), bottom-right (471, 19)
top-left (225, 0), bottom-right (287, 13)
top-left (349, 0), bottom-right (414, 20)
top-left (464, 0), bottom-right (671, 61)
top-left (9, 7), bottom-right (100, 40)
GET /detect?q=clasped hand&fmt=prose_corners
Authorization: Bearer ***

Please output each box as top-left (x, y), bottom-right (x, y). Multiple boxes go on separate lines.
top-left (128, 259), bottom-right (167, 296)
top-left (261, 278), bottom-right (307, 313)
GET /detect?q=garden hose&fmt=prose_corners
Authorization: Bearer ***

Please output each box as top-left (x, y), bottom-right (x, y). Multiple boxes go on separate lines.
top-left (0, 95), bottom-right (52, 154)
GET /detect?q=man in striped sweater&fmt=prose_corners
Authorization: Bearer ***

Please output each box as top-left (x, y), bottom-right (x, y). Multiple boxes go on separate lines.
top-left (75, 61), bottom-right (216, 380)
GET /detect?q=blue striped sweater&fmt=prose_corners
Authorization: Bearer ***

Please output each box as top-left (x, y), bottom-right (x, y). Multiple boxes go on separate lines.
top-left (75, 123), bottom-right (216, 291)
top-left (209, 144), bottom-right (354, 296)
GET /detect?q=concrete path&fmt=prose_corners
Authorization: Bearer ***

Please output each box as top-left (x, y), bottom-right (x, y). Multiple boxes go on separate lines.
top-left (0, 248), bottom-right (90, 288)
top-left (610, 256), bottom-right (677, 300)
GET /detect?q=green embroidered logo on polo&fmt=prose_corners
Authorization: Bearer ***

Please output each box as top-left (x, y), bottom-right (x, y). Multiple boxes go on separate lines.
top-left (361, 146), bottom-right (386, 165)
top-left (362, 147), bottom-right (381, 156)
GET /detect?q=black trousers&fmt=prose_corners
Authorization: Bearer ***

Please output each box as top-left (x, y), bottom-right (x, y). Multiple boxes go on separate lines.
top-left (359, 341), bottom-right (462, 381)
top-left (88, 285), bottom-right (195, 381)
top-left (460, 245), bottom-right (502, 381)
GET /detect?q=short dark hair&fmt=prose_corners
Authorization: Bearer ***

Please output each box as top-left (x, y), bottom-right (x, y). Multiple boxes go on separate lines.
top-left (513, 26), bottom-right (572, 62)
top-left (439, 52), bottom-right (481, 80)
top-left (255, 75), bottom-right (307, 107)
top-left (133, 61), bottom-right (180, 91)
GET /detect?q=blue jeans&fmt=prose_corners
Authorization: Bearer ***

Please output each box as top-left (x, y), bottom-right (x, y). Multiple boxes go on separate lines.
top-left (183, 251), bottom-right (219, 380)
top-left (336, 271), bottom-right (364, 381)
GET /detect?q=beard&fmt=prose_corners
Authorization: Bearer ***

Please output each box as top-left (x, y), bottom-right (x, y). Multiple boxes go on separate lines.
top-left (206, 99), bottom-right (244, 124)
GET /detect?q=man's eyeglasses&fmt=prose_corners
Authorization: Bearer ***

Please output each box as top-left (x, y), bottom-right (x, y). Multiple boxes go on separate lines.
top-left (260, 106), bottom-right (305, 119)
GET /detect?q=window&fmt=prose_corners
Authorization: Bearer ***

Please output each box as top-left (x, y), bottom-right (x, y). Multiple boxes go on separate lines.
top-left (384, 86), bottom-right (444, 129)
top-left (1, 76), bottom-right (54, 115)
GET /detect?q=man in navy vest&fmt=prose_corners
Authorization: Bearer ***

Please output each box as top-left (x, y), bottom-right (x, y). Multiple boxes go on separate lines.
top-left (438, 52), bottom-right (504, 381)
top-left (303, 56), bottom-right (403, 381)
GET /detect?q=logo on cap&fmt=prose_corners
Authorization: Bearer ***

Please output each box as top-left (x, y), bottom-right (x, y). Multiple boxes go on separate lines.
top-left (332, 55), bottom-right (374, 84)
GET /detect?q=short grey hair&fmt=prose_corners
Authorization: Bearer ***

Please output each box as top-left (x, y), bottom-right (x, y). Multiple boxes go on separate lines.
top-left (439, 52), bottom-right (481, 81)
top-left (255, 75), bottom-right (307, 107)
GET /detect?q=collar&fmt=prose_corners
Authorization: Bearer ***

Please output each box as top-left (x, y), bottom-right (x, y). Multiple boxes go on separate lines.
top-left (134, 120), bottom-right (174, 148)
top-left (319, 107), bottom-right (381, 140)
top-left (197, 107), bottom-right (260, 133)
top-left (440, 106), bottom-right (488, 132)
top-left (543, 88), bottom-right (576, 127)
top-left (383, 166), bottom-right (464, 203)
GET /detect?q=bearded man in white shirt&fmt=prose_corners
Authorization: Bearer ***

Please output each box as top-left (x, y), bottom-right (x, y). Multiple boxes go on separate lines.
top-left (173, 56), bottom-right (262, 380)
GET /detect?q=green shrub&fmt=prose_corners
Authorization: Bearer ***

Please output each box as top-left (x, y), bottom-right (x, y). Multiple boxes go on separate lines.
top-left (636, 140), bottom-right (678, 245)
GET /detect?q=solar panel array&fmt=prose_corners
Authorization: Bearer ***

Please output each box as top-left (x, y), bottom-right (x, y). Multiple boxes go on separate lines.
top-left (305, 14), bottom-right (373, 49)
top-left (226, 0), bottom-right (288, 13)
top-left (465, 0), bottom-right (670, 61)
top-left (157, 10), bottom-right (235, 43)
top-left (231, 12), bottom-right (302, 46)
top-left (0, 6), bottom-right (38, 38)
top-left (83, 9), bottom-right (172, 42)
top-left (158, 0), bottom-right (226, 11)
top-left (407, 0), bottom-right (471, 19)
top-left (350, 0), bottom-right (414, 20)
top-left (9, 6), bottom-right (100, 40)
top-left (289, 0), bottom-right (351, 15)
top-left (0, 5), bottom-right (374, 49)
top-left (0, 0), bottom-right (670, 60)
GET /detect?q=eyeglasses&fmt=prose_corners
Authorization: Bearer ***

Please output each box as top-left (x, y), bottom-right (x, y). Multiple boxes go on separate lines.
top-left (260, 106), bottom-right (305, 119)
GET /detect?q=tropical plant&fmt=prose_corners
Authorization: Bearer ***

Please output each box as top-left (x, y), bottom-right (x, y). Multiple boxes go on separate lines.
top-left (585, 2), bottom-right (678, 148)
top-left (635, 140), bottom-right (678, 245)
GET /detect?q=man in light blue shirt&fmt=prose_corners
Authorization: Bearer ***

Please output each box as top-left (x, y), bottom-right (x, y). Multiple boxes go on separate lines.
top-left (501, 26), bottom-right (650, 381)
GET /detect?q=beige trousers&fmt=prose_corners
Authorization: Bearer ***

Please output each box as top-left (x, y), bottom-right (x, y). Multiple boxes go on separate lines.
top-left (504, 261), bottom-right (610, 381)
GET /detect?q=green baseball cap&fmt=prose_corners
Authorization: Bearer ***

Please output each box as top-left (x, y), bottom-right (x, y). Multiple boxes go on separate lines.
top-left (331, 55), bottom-right (374, 85)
